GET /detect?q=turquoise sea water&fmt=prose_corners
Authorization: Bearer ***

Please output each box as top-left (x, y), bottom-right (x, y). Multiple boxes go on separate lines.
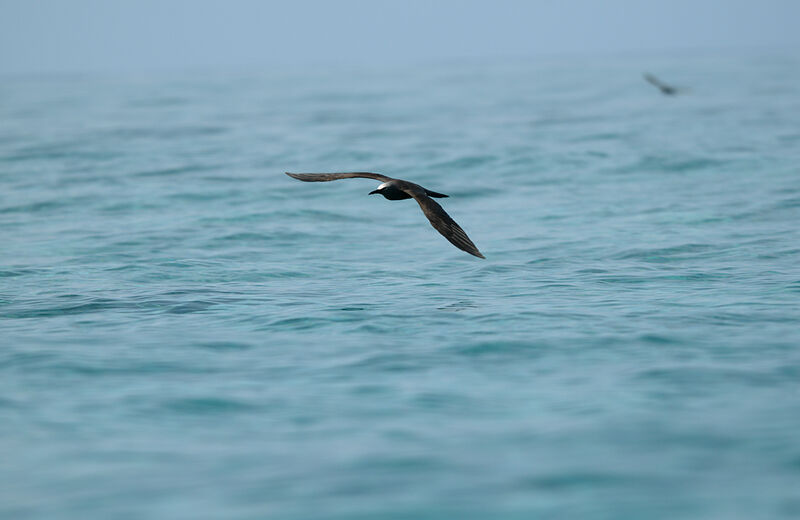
top-left (2, 53), bottom-right (800, 519)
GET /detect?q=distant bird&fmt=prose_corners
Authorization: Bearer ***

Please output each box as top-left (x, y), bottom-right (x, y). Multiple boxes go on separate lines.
top-left (643, 73), bottom-right (687, 96)
top-left (285, 172), bottom-right (485, 258)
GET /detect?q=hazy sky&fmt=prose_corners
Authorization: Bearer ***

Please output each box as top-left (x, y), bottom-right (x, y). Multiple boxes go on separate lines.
top-left (1, 0), bottom-right (798, 74)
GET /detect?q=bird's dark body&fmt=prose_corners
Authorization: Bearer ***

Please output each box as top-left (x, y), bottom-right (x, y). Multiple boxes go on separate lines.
top-left (374, 181), bottom-right (448, 201)
top-left (377, 184), bottom-right (413, 200)
top-left (284, 171), bottom-right (484, 258)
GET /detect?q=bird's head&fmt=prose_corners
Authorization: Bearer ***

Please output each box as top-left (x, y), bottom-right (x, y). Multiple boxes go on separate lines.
top-left (369, 182), bottom-right (390, 196)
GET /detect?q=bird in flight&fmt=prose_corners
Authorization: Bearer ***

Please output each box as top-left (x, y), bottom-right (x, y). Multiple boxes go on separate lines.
top-left (643, 73), bottom-right (688, 96)
top-left (285, 172), bottom-right (485, 259)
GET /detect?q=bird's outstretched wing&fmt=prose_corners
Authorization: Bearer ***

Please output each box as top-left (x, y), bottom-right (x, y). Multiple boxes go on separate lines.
top-left (644, 73), bottom-right (667, 89)
top-left (286, 172), bottom-right (393, 182)
top-left (410, 193), bottom-right (485, 259)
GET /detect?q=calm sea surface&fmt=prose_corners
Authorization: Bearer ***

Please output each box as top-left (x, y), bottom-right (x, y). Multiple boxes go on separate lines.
top-left (2, 54), bottom-right (799, 519)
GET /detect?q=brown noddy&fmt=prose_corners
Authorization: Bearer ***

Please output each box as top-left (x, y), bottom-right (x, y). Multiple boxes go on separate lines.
top-left (285, 172), bottom-right (485, 259)
top-left (644, 73), bottom-right (688, 96)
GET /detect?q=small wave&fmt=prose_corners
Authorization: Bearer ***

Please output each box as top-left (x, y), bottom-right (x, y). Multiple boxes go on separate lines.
top-left (166, 191), bottom-right (241, 202)
top-left (280, 209), bottom-right (363, 222)
top-left (637, 333), bottom-right (681, 345)
top-left (161, 397), bottom-right (259, 414)
top-left (634, 366), bottom-right (782, 388)
top-left (265, 316), bottom-right (332, 331)
top-left (70, 363), bottom-right (184, 376)
top-left (1, 297), bottom-right (128, 319)
top-left (126, 96), bottom-right (190, 108)
top-left (430, 155), bottom-right (498, 170)
top-left (213, 231), bottom-right (279, 243)
top-left (0, 197), bottom-right (92, 215)
top-left (2, 142), bottom-right (119, 163)
top-left (106, 125), bottom-right (227, 139)
top-left (618, 155), bottom-right (727, 174)
top-left (0, 268), bottom-right (49, 278)
top-left (194, 341), bottom-right (253, 351)
top-left (166, 301), bottom-right (217, 314)
top-left (345, 352), bottom-right (427, 373)
top-left (436, 300), bottom-right (476, 312)
top-left (570, 132), bottom-right (628, 143)
top-left (518, 472), bottom-right (645, 491)
top-left (612, 243), bottom-right (716, 263)
top-left (449, 340), bottom-right (547, 358)
top-left (774, 196), bottom-right (800, 210)
top-left (133, 164), bottom-right (218, 178)
top-left (1, 292), bottom-right (238, 319)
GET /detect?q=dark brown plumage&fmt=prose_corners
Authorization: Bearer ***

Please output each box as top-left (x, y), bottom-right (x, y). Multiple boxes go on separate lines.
top-left (643, 73), bottom-right (686, 96)
top-left (285, 172), bottom-right (485, 259)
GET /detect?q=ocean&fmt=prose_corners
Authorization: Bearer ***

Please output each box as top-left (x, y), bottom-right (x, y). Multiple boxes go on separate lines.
top-left (1, 52), bottom-right (799, 519)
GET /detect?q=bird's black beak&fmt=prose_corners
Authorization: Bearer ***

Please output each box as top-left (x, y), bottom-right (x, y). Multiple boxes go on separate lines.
top-left (369, 190), bottom-right (380, 195)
